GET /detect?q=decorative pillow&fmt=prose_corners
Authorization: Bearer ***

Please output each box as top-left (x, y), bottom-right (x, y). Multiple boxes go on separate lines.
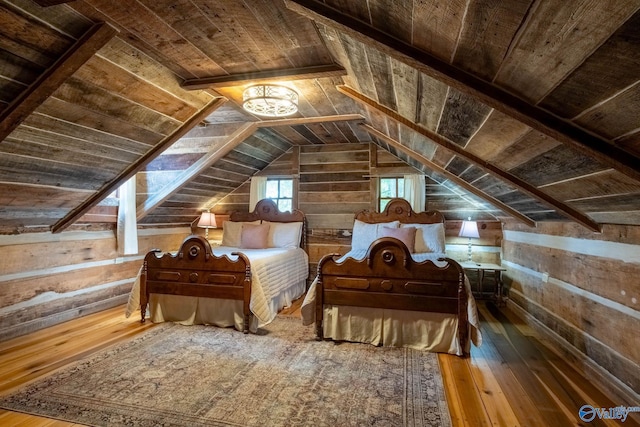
top-left (379, 226), bottom-right (416, 252)
top-left (221, 220), bottom-right (260, 247)
top-left (351, 220), bottom-right (400, 251)
top-left (264, 221), bottom-right (303, 248)
top-left (240, 223), bottom-right (270, 249)
top-left (402, 223), bottom-right (446, 253)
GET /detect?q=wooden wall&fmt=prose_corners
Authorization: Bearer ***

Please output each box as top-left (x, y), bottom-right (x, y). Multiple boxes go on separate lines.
top-left (0, 226), bottom-right (190, 341)
top-left (501, 220), bottom-right (640, 402)
top-left (213, 142), bottom-right (503, 275)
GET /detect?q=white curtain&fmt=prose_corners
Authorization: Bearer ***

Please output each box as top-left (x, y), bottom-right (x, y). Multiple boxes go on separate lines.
top-left (249, 176), bottom-right (267, 212)
top-left (404, 174), bottom-right (426, 212)
top-left (117, 175), bottom-right (138, 255)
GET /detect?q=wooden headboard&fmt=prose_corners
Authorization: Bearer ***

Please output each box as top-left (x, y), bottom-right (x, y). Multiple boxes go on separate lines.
top-left (229, 198), bottom-right (307, 250)
top-left (230, 198), bottom-right (305, 223)
top-left (355, 198), bottom-right (444, 225)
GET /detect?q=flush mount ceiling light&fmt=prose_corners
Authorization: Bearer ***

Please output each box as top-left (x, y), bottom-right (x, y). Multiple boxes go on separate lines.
top-left (242, 84), bottom-right (298, 117)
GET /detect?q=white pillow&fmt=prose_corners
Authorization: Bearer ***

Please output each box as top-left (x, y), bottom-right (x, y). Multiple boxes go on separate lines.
top-left (351, 220), bottom-right (399, 250)
top-left (402, 222), bottom-right (446, 253)
top-left (264, 221), bottom-right (303, 248)
top-left (221, 221), bottom-right (260, 247)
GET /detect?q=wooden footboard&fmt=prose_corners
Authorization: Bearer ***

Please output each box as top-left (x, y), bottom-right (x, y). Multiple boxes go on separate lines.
top-left (140, 235), bottom-right (252, 333)
top-left (316, 237), bottom-right (468, 354)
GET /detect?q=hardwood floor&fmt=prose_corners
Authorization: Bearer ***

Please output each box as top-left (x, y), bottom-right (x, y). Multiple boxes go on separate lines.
top-left (0, 299), bottom-right (637, 427)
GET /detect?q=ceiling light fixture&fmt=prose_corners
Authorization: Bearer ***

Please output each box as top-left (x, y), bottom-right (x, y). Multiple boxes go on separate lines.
top-left (242, 84), bottom-right (298, 117)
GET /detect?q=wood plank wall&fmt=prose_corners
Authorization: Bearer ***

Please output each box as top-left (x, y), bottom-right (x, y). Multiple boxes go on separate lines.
top-left (0, 227), bottom-right (189, 341)
top-left (501, 219), bottom-right (640, 403)
top-left (214, 143), bottom-right (502, 276)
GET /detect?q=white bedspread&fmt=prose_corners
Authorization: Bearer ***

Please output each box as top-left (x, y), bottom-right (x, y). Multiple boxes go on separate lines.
top-left (126, 246), bottom-right (308, 331)
top-left (301, 251), bottom-right (482, 355)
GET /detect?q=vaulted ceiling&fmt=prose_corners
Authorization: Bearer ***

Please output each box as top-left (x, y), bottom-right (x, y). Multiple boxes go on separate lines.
top-left (1, 0), bottom-right (639, 234)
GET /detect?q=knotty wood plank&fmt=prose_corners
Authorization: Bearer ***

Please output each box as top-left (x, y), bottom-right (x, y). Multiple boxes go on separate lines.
top-left (465, 110), bottom-right (531, 159)
top-left (484, 303), bottom-right (613, 427)
top-left (0, 21), bottom-right (117, 142)
top-left (36, 96), bottom-right (163, 147)
top-left (477, 304), bottom-right (576, 426)
top-left (182, 65), bottom-right (347, 90)
top-left (494, 0), bottom-right (639, 103)
top-left (363, 123), bottom-right (535, 227)
top-left (76, 0), bottom-right (222, 79)
top-left (341, 85), bottom-right (599, 230)
top-left (542, 169), bottom-right (640, 201)
top-left (21, 112), bottom-right (150, 156)
top-left (96, 36), bottom-right (213, 108)
top-left (440, 354), bottom-right (491, 426)
top-left (453, 0), bottom-right (533, 81)
top-left (411, 0), bottom-right (467, 62)
top-left (576, 83), bottom-right (640, 140)
top-left (75, 55), bottom-right (198, 122)
top-left (51, 96), bottom-right (227, 233)
top-left (540, 10), bottom-right (640, 119)
top-left (286, 0), bottom-right (640, 183)
top-left (509, 145), bottom-right (607, 187)
top-left (54, 76), bottom-right (181, 136)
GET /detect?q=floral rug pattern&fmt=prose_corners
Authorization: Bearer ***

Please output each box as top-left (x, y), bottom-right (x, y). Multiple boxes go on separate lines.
top-left (0, 317), bottom-right (451, 426)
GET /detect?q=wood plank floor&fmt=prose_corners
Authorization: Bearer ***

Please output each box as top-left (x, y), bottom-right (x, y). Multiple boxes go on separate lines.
top-left (0, 299), bottom-right (638, 427)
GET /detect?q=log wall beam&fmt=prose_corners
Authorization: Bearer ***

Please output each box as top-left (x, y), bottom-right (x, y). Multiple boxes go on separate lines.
top-left (339, 85), bottom-right (601, 232)
top-left (182, 64), bottom-right (347, 90)
top-left (51, 97), bottom-right (228, 233)
top-left (0, 22), bottom-right (118, 142)
top-left (285, 0), bottom-right (640, 183)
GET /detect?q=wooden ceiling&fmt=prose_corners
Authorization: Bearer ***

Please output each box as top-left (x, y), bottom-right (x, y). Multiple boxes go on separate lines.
top-left (1, 0), bottom-right (639, 233)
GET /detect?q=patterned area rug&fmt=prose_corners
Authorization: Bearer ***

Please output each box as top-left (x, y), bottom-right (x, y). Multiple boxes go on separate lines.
top-left (0, 317), bottom-right (452, 427)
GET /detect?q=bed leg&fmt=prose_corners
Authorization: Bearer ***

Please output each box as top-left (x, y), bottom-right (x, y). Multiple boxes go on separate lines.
top-left (243, 314), bottom-right (250, 334)
top-left (140, 303), bottom-right (146, 324)
top-left (315, 322), bottom-right (323, 341)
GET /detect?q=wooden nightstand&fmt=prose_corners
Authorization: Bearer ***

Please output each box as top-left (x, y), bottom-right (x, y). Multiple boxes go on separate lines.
top-left (459, 261), bottom-right (507, 306)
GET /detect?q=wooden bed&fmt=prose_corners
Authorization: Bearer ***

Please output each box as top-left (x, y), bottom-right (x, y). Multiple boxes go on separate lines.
top-left (306, 198), bottom-right (475, 355)
top-left (139, 199), bottom-right (307, 333)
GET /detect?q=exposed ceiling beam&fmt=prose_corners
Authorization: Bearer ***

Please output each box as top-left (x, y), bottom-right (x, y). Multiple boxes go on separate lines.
top-left (339, 85), bottom-right (602, 232)
top-left (361, 124), bottom-right (537, 227)
top-left (51, 97), bottom-right (228, 233)
top-left (32, 0), bottom-right (75, 6)
top-left (136, 122), bottom-right (258, 221)
top-left (286, 0), bottom-right (640, 183)
top-left (256, 113), bottom-right (365, 127)
top-left (0, 22), bottom-right (118, 143)
top-left (181, 64), bottom-right (348, 90)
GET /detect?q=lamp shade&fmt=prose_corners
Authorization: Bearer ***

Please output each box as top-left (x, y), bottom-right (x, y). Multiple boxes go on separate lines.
top-left (197, 211), bottom-right (217, 229)
top-left (459, 219), bottom-right (479, 239)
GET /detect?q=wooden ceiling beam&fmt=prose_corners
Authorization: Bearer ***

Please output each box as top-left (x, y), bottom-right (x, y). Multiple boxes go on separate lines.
top-left (286, 0), bottom-right (640, 183)
top-left (136, 122), bottom-right (258, 220)
top-left (361, 124), bottom-right (537, 227)
top-left (32, 0), bottom-right (75, 6)
top-left (181, 64), bottom-right (347, 90)
top-left (0, 22), bottom-right (118, 143)
top-left (339, 85), bottom-right (602, 232)
top-left (51, 97), bottom-right (228, 233)
top-left (256, 113), bottom-right (365, 127)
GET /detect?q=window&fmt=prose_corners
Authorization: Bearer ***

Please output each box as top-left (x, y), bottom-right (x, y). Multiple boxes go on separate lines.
top-left (379, 177), bottom-right (404, 211)
top-left (266, 178), bottom-right (293, 212)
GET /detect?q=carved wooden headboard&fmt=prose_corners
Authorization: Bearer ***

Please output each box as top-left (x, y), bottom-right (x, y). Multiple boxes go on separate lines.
top-left (355, 198), bottom-right (444, 225)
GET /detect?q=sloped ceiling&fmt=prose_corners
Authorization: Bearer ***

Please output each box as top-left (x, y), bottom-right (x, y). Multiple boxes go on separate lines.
top-left (1, 0), bottom-right (639, 234)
